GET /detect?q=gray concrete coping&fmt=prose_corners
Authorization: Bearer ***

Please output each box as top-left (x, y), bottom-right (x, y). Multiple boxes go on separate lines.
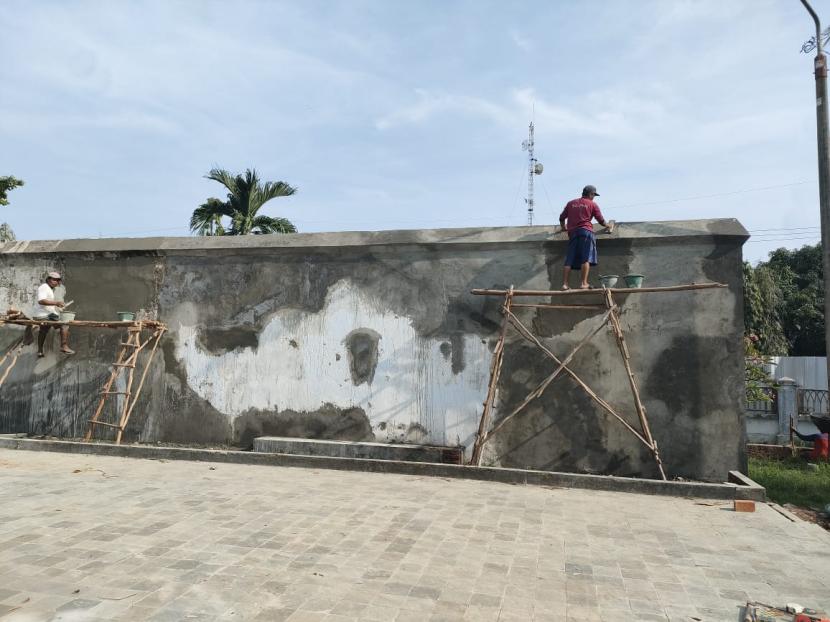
top-left (0, 436), bottom-right (765, 501)
top-left (0, 219), bottom-right (749, 255)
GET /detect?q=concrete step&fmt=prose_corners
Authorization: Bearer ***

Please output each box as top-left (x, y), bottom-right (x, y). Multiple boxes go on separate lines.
top-left (253, 436), bottom-right (464, 465)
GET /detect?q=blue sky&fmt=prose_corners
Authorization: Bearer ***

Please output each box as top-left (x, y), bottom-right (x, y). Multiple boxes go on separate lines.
top-left (0, 0), bottom-right (824, 262)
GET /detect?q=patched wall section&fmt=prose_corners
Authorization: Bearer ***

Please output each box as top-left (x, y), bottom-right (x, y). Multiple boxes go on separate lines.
top-left (0, 222), bottom-right (748, 480)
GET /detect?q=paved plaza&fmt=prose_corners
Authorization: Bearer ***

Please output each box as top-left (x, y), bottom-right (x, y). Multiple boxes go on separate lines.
top-left (0, 449), bottom-right (829, 622)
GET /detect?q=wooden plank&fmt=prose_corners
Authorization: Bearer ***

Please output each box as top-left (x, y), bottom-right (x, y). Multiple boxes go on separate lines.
top-left (471, 283), bottom-right (726, 297)
top-left (510, 303), bottom-right (606, 310)
top-left (0, 319), bottom-right (166, 329)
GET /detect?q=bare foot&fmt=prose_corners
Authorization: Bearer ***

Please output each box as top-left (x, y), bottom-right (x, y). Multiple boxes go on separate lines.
top-left (60, 347), bottom-right (75, 355)
top-left (579, 284), bottom-right (591, 290)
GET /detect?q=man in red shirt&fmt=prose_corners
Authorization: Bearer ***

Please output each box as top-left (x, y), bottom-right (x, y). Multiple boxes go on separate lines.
top-left (559, 185), bottom-right (612, 290)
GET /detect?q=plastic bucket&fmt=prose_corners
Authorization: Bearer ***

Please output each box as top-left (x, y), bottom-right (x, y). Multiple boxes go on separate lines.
top-left (624, 274), bottom-right (645, 288)
top-left (599, 275), bottom-right (619, 288)
top-left (117, 311), bottom-right (136, 321)
top-left (59, 311), bottom-right (76, 322)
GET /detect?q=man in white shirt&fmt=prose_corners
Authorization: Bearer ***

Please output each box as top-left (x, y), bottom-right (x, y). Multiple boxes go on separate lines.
top-left (28, 271), bottom-right (74, 357)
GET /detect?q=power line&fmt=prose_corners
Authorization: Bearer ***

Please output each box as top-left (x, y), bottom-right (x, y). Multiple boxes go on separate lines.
top-left (605, 180), bottom-right (815, 211)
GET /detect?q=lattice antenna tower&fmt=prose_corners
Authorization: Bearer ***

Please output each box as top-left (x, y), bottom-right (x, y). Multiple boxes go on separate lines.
top-left (522, 122), bottom-right (544, 226)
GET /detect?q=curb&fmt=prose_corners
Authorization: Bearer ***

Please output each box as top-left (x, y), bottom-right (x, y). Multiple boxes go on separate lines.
top-left (0, 436), bottom-right (765, 501)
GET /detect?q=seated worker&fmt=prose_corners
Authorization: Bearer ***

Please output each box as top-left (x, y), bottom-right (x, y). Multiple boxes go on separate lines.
top-left (26, 271), bottom-right (74, 357)
top-left (791, 425), bottom-right (830, 461)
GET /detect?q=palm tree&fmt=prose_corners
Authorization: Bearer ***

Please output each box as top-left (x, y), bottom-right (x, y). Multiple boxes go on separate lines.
top-left (190, 168), bottom-right (297, 236)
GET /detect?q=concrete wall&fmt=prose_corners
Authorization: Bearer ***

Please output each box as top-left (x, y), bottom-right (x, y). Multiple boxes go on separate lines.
top-left (0, 219), bottom-right (749, 480)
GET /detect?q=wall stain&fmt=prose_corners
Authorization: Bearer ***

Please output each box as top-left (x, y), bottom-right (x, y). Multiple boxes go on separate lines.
top-left (343, 328), bottom-right (380, 385)
top-left (197, 326), bottom-right (259, 354)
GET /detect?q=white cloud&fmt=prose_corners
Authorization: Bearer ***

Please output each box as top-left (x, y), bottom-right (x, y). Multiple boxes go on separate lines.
top-left (374, 89), bottom-right (512, 130)
top-left (509, 28), bottom-right (532, 52)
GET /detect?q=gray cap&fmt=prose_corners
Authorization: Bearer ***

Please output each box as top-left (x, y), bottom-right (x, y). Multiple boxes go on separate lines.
top-left (582, 185), bottom-right (599, 197)
top-left (47, 271), bottom-right (61, 279)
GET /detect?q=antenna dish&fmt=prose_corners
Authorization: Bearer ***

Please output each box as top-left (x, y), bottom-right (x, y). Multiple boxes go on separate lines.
top-left (521, 140), bottom-right (528, 151)
top-left (533, 162), bottom-right (544, 175)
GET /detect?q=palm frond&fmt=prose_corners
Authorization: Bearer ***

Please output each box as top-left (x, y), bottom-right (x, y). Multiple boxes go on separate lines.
top-left (250, 215), bottom-right (297, 234)
top-left (259, 180), bottom-right (297, 203)
top-left (204, 168), bottom-right (239, 196)
top-left (190, 198), bottom-right (232, 235)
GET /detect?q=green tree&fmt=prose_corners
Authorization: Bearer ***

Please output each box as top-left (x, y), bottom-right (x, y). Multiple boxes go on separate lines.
top-left (743, 261), bottom-right (788, 355)
top-left (0, 175), bottom-right (23, 242)
top-left (0, 176), bottom-right (23, 206)
top-left (743, 243), bottom-right (825, 356)
top-left (190, 168), bottom-right (297, 236)
top-left (766, 244), bottom-right (824, 356)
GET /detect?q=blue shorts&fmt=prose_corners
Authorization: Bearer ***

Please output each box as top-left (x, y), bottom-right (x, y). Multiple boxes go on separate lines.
top-left (564, 229), bottom-right (597, 269)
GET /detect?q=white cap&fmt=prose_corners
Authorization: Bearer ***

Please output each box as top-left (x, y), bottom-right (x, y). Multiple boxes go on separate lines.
top-left (47, 271), bottom-right (61, 279)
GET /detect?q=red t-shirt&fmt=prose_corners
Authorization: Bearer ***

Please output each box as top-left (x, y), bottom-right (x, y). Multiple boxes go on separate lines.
top-left (559, 197), bottom-right (605, 236)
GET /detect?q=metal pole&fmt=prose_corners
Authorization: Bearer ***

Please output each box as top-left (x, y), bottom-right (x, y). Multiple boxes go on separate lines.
top-left (800, 0), bottom-right (830, 395)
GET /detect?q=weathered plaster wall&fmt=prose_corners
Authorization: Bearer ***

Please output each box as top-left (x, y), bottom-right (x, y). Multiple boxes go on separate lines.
top-left (0, 220), bottom-right (749, 480)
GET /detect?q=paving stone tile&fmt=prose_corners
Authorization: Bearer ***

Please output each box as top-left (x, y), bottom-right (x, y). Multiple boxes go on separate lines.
top-left (2, 449), bottom-right (830, 621)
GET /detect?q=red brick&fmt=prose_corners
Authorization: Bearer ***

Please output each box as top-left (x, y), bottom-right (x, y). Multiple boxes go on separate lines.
top-left (734, 500), bottom-right (755, 513)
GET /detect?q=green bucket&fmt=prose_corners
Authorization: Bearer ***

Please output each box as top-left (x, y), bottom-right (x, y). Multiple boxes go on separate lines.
top-left (117, 311), bottom-right (136, 322)
top-left (624, 274), bottom-right (645, 288)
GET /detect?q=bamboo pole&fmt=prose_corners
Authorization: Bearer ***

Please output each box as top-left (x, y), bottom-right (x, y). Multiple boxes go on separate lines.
top-left (84, 342), bottom-right (130, 441)
top-left (0, 337), bottom-right (24, 370)
top-left (0, 339), bottom-right (24, 389)
top-left (118, 327), bottom-right (166, 443)
top-left (483, 306), bottom-right (615, 443)
top-left (470, 287), bottom-right (513, 465)
top-left (505, 311), bottom-right (650, 447)
top-left (115, 330), bottom-right (141, 444)
top-left (471, 283), bottom-right (726, 297)
top-left (603, 288), bottom-right (667, 480)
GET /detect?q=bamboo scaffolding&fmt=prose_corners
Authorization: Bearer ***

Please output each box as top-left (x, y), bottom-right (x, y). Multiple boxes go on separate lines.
top-left (0, 316), bottom-right (166, 444)
top-left (469, 281), bottom-right (727, 479)
top-left (85, 326), bottom-right (165, 444)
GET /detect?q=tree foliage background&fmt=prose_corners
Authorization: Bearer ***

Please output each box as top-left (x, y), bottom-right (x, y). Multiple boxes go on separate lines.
top-left (0, 175), bottom-right (23, 242)
top-left (743, 243), bottom-right (825, 356)
top-left (190, 168), bottom-right (297, 236)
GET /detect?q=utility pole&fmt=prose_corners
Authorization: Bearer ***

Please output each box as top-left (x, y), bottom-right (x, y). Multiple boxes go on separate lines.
top-left (800, 0), bottom-right (830, 393)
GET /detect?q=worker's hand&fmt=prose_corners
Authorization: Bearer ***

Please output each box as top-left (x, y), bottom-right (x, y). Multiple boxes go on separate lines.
top-left (55, 301), bottom-right (65, 308)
